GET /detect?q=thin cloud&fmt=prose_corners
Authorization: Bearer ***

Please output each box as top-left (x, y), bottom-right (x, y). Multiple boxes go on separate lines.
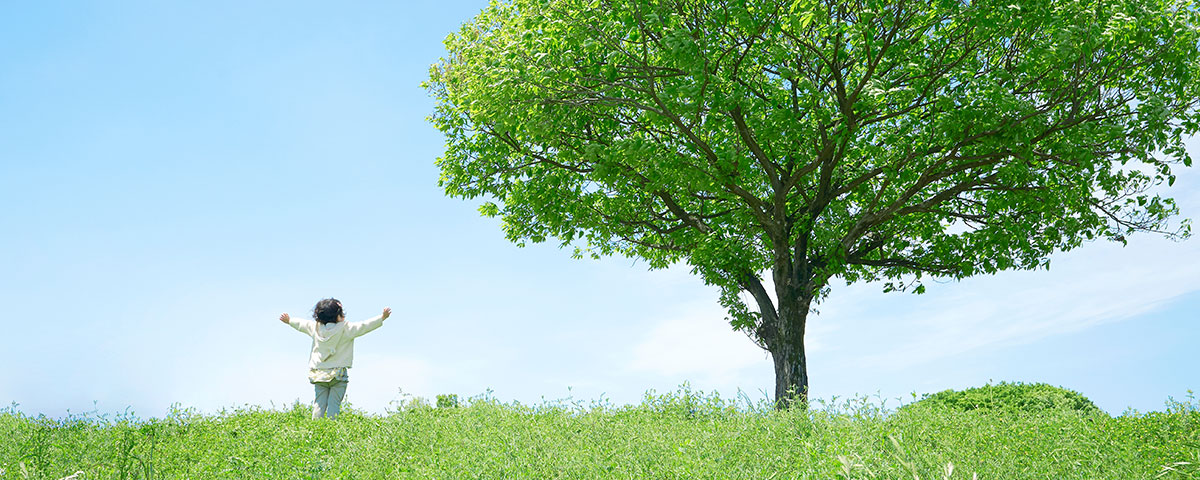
top-left (847, 236), bottom-right (1200, 370)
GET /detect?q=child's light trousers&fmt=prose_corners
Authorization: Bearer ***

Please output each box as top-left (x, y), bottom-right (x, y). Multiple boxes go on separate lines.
top-left (312, 380), bottom-right (348, 419)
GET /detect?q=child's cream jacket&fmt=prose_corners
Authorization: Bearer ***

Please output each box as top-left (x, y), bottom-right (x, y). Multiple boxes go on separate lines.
top-left (288, 315), bottom-right (385, 370)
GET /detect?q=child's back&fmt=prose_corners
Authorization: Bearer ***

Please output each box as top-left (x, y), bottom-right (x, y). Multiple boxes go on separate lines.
top-left (291, 314), bottom-right (384, 370)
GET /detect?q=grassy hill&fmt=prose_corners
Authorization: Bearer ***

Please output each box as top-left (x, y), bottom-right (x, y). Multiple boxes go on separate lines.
top-left (2, 388), bottom-right (1197, 479)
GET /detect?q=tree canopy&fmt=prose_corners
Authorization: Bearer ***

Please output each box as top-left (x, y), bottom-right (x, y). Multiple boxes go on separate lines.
top-left (426, 0), bottom-right (1199, 403)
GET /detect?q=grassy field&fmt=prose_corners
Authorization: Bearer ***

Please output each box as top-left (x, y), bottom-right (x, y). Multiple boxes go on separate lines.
top-left (2, 388), bottom-right (1197, 479)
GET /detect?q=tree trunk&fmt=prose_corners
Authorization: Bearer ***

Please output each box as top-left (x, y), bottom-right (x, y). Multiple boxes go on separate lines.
top-left (767, 290), bottom-right (813, 409)
top-left (770, 335), bottom-right (808, 409)
top-left (743, 265), bottom-right (817, 409)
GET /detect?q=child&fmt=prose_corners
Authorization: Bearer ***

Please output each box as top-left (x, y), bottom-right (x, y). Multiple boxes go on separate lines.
top-left (279, 298), bottom-right (391, 419)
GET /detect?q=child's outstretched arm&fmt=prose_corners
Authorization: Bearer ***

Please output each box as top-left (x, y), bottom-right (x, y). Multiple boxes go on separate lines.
top-left (279, 312), bottom-right (313, 334)
top-left (346, 307), bottom-right (390, 338)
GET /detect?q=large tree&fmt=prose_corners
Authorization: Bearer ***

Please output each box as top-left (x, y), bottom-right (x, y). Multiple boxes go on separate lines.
top-left (426, 0), bottom-right (1199, 406)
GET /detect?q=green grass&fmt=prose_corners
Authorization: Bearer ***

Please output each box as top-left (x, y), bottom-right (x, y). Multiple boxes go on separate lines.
top-left (2, 388), bottom-right (1198, 479)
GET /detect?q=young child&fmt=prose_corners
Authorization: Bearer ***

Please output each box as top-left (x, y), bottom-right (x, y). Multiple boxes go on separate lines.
top-left (279, 298), bottom-right (391, 419)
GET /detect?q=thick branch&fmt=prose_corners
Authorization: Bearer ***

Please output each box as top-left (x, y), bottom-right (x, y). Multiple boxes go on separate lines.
top-left (740, 272), bottom-right (779, 347)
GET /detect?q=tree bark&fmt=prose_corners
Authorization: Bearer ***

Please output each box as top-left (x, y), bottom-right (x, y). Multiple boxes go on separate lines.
top-left (768, 292), bottom-right (811, 409)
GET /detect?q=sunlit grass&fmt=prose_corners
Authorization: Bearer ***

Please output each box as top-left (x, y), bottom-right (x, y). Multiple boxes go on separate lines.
top-left (2, 387), bottom-right (1197, 479)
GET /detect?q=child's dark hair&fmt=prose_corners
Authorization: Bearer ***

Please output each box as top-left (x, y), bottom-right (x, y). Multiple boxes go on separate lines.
top-left (312, 298), bottom-right (344, 325)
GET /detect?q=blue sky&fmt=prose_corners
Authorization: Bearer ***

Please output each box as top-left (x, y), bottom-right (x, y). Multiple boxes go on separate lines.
top-left (1, 1), bottom-right (1196, 419)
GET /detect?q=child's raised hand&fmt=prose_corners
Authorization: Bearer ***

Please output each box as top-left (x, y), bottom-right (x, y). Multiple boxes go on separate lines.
top-left (382, 307), bottom-right (391, 320)
top-left (279, 313), bottom-right (290, 324)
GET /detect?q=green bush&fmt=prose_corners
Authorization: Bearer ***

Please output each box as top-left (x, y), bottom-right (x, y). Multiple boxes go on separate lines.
top-left (903, 382), bottom-right (1102, 414)
top-left (436, 394), bottom-right (460, 409)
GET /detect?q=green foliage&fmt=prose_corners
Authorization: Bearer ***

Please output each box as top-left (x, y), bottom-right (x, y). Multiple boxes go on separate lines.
top-left (435, 394), bottom-right (460, 409)
top-left (2, 390), bottom-right (1199, 479)
top-left (901, 381), bottom-right (1102, 414)
top-left (425, 0), bottom-right (1200, 339)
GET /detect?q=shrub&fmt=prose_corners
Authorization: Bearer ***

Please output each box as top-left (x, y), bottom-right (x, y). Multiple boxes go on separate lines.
top-left (903, 382), bottom-right (1102, 414)
top-left (436, 394), bottom-right (460, 409)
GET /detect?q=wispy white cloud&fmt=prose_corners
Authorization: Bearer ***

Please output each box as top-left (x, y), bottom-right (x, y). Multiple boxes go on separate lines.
top-left (843, 235), bottom-right (1200, 370)
top-left (618, 237), bottom-right (1199, 385)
